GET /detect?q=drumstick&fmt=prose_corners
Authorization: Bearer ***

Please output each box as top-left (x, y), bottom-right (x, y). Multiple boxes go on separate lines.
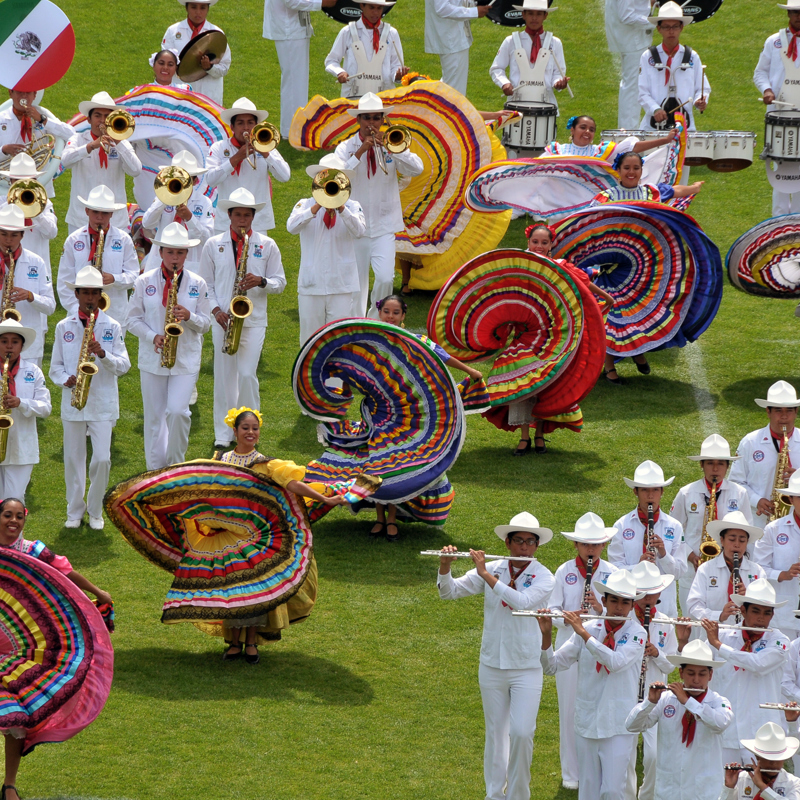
top-left (552, 57), bottom-right (574, 99)
top-left (700, 64), bottom-right (706, 114)
top-left (757, 97), bottom-right (794, 106)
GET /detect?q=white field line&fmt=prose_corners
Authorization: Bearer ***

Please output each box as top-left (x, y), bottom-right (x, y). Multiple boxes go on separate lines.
top-left (683, 341), bottom-right (718, 436)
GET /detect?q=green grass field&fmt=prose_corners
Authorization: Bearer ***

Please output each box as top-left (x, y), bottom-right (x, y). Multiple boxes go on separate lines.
top-left (8, 0), bottom-right (797, 797)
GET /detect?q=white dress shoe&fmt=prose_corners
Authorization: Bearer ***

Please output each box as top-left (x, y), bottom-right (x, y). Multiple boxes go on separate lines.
top-left (89, 516), bottom-right (104, 530)
top-left (64, 519), bottom-right (81, 529)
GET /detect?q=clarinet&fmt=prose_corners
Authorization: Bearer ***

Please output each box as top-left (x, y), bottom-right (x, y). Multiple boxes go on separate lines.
top-left (646, 503), bottom-right (657, 559)
top-left (732, 552), bottom-right (742, 625)
top-left (638, 604), bottom-right (651, 702)
top-left (581, 555), bottom-right (594, 612)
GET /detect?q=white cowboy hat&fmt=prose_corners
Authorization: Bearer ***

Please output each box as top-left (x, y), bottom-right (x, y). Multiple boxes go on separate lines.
top-left (178, 0), bottom-right (218, 5)
top-left (778, 0), bottom-right (800, 9)
top-left (494, 511), bottom-right (553, 545)
top-left (705, 510), bottom-right (764, 544)
top-left (158, 150), bottom-right (208, 176)
top-left (0, 205), bottom-right (26, 233)
top-left (221, 97), bottom-right (268, 126)
top-left (630, 561), bottom-right (675, 594)
top-left (0, 153), bottom-right (42, 180)
top-left (596, 568), bottom-right (642, 600)
top-left (561, 512), bottom-right (617, 544)
top-left (66, 266), bottom-right (104, 292)
top-left (0, 319), bottom-right (36, 351)
top-left (346, 92), bottom-right (395, 118)
top-left (216, 187), bottom-right (267, 213)
top-left (306, 153), bottom-right (355, 181)
top-left (666, 639), bottom-right (725, 668)
top-left (352, 0), bottom-right (396, 6)
top-left (741, 722), bottom-right (800, 761)
top-left (151, 221), bottom-right (200, 249)
top-left (623, 460), bottom-right (675, 489)
top-left (77, 185), bottom-right (126, 213)
top-left (687, 434), bottom-right (739, 462)
top-left (755, 380), bottom-right (800, 408)
top-left (780, 469), bottom-right (800, 499)
top-left (78, 91), bottom-right (124, 118)
top-left (512, 0), bottom-right (556, 11)
top-left (648, 0), bottom-right (693, 25)
top-left (731, 576), bottom-right (788, 609)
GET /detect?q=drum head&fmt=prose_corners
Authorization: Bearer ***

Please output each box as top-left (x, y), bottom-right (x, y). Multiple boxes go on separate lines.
top-left (484, 0), bottom-right (555, 26)
top-left (653, 0), bottom-right (723, 23)
top-left (504, 100), bottom-right (558, 116)
top-left (322, 0), bottom-right (395, 24)
top-left (708, 159), bottom-right (750, 173)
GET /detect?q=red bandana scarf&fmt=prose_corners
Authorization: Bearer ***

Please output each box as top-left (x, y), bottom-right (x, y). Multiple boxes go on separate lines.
top-left (680, 691), bottom-right (707, 746)
top-left (525, 28), bottom-right (542, 64)
top-left (362, 15), bottom-right (381, 53)
top-left (13, 109), bottom-right (32, 143)
top-left (230, 136), bottom-right (245, 176)
top-left (638, 507), bottom-right (660, 553)
top-left (161, 264), bottom-right (183, 307)
top-left (0, 247), bottom-right (21, 283)
top-left (576, 556), bottom-right (597, 580)
top-left (596, 621), bottom-right (624, 673)
top-left (188, 17), bottom-right (205, 38)
top-left (789, 25), bottom-right (800, 61)
top-left (360, 132), bottom-right (378, 179)
top-left (501, 562), bottom-right (528, 609)
top-left (77, 310), bottom-right (97, 339)
top-left (1, 358), bottom-right (20, 397)
top-left (230, 227), bottom-right (252, 264)
top-left (90, 133), bottom-right (109, 168)
top-left (663, 44), bottom-right (680, 85)
top-left (322, 209), bottom-right (337, 229)
top-left (88, 227), bottom-right (103, 263)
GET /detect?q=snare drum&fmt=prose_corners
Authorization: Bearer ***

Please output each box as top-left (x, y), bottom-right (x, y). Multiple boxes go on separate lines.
top-left (684, 131), bottom-right (715, 166)
top-left (709, 131), bottom-right (755, 172)
top-left (763, 111), bottom-right (800, 162)
top-left (502, 100), bottom-right (557, 157)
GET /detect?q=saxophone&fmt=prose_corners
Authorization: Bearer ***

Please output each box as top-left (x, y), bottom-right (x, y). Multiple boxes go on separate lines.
top-left (92, 228), bottom-right (111, 313)
top-left (1, 249), bottom-right (21, 322)
top-left (71, 310), bottom-right (99, 410)
top-left (0, 358), bottom-right (14, 463)
top-left (770, 425), bottom-right (792, 521)
top-left (160, 270), bottom-right (183, 369)
top-left (699, 481), bottom-right (722, 562)
top-left (222, 229), bottom-right (253, 356)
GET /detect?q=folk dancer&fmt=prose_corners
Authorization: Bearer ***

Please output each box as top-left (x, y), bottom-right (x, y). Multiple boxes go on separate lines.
top-left (625, 640), bottom-right (732, 800)
top-left (539, 569), bottom-right (646, 800)
top-left (286, 154), bottom-right (366, 344)
top-left (205, 98), bottom-right (290, 236)
top-left (60, 92), bottom-right (142, 234)
top-left (324, 0), bottom-right (409, 98)
top-left (437, 512), bottom-right (555, 800)
top-left (49, 267), bottom-right (130, 531)
top-left (333, 93), bottom-right (423, 318)
top-left (729, 380), bottom-right (800, 529)
top-left (200, 188), bottom-right (285, 449)
top-left (608, 460), bottom-right (688, 618)
top-left (147, 49), bottom-right (193, 91)
top-left (126, 222), bottom-right (211, 470)
top-left (0, 205), bottom-right (55, 369)
top-left (161, 0), bottom-right (232, 106)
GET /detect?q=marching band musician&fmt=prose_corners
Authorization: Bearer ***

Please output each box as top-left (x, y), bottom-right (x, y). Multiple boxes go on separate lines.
top-left (287, 154), bottom-right (365, 344)
top-left (0, 205), bottom-right (55, 370)
top-left (126, 222), bottom-right (211, 470)
top-left (671, 435), bottom-right (754, 621)
top-left (324, 0), bottom-right (409, 98)
top-left (489, 0), bottom-right (569, 107)
top-left (625, 640), bottom-right (732, 800)
top-left (57, 186), bottom-right (139, 328)
top-left (60, 92), bottom-right (142, 234)
top-left (161, 0), bottom-right (232, 106)
top-left (333, 93), bottom-right (423, 318)
top-left (549, 512), bottom-right (619, 791)
top-left (49, 266), bottom-right (130, 531)
top-left (781, 637), bottom-right (800, 775)
top-left (539, 569), bottom-right (646, 800)
top-left (437, 512), bottom-right (555, 800)
top-left (701, 578), bottom-right (790, 766)
top-left (607, 460), bottom-right (688, 619)
top-left (205, 98), bottom-right (290, 236)
top-left (729, 380), bottom-right (800, 529)
top-left (0, 319), bottom-right (51, 502)
top-left (200, 188), bottom-right (286, 449)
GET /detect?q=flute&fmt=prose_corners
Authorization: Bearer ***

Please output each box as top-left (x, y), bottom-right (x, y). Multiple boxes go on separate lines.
top-left (511, 611), bottom-right (631, 622)
top-left (420, 550), bottom-right (537, 561)
top-left (649, 682), bottom-right (705, 695)
top-left (655, 618), bottom-right (773, 633)
top-left (724, 765), bottom-right (781, 774)
top-left (760, 703), bottom-right (800, 711)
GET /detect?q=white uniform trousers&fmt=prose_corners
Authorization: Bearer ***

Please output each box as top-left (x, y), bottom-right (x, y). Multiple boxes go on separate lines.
top-left (773, 189), bottom-right (800, 217)
top-left (140, 372), bottom-right (197, 470)
top-left (555, 661), bottom-right (580, 786)
top-left (439, 49), bottom-right (470, 96)
top-left (478, 663), bottom-right (542, 800)
top-left (628, 725), bottom-right (657, 800)
top-left (62, 419), bottom-right (112, 521)
top-left (298, 293), bottom-right (354, 345)
top-left (576, 733), bottom-right (637, 800)
top-left (274, 39), bottom-right (311, 138)
top-left (618, 52), bottom-right (643, 130)
top-left (0, 466), bottom-right (34, 503)
top-left (211, 324), bottom-right (265, 444)
top-left (353, 233), bottom-right (397, 319)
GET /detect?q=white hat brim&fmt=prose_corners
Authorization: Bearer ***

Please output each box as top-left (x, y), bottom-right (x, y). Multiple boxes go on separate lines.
top-left (494, 524), bottom-right (553, 545)
top-left (755, 398), bottom-right (800, 408)
top-left (512, 3), bottom-right (557, 9)
top-left (647, 13), bottom-right (692, 23)
top-left (157, 163), bottom-right (207, 176)
top-left (741, 736), bottom-right (800, 760)
top-left (560, 529), bottom-right (617, 544)
top-left (705, 519), bottom-right (764, 543)
top-left (77, 100), bottom-right (125, 117)
top-left (152, 236), bottom-right (201, 248)
top-left (77, 195), bottom-right (127, 212)
top-left (731, 595), bottom-right (788, 609)
top-left (352, 0), bottom-right (396, 5)
top-left (0, 169), bottom-right (43, 180)
top-left (623, 477), bottom-right (675, 488)
top-left (0, 324), bottom-right (36, 350)
top-left (221, 108), bottom-right (269, 126)
top-left (0, 222), bottom-right (26, 232)
top-left (216, 199), bottom-right (267, 213)
top-left (636, 574), bottom-right (675, 594)
top-left (178, 0), bottom-right (218, 4)
top-left (306, 164), bottom-right (356, 181)
top-left (687, 454), bottom-right (739, 462)
top-left (346, 105), bottom-right (395, 117)
top-left (596, 583), bottom-right (643, 600)
top-left (666, 653), bottom-right (725, 668)
top-left (65, 280), bottom-right (104, 291)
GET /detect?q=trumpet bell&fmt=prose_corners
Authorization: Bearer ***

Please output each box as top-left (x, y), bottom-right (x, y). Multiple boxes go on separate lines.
top-left (385, 124), bottom-right (411, 154)
top-left (154, 166), bottom-right (193, 206)
top-left (311, 168), bottom-right (351, 209)
top-left (104, 110), bottom-right (135, 142)
top-left (7, 179), bottom-right (47, 219)
top-left (250, 121), bottom-right (280, 154)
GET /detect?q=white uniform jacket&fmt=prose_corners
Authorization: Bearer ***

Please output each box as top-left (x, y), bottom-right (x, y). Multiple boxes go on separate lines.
top-left (671, 478), bottom-right (754, 558)
top-left (58, 226), bottom-right (139, 319)
top-left (126, 267), bottom-right (211, 376)
top-left (711, 625), bottom-right (789, 749)
top-left (161, 20), bottom-right (231, 105)
top-left (730, 425), bottom-right (800, 528)
top-left (687, 554), bottom-right (764, 622)
top-left (638, 43), bottom-right (710, 131)
top-left (720, 770), bottom-right (800, 800)
top-left (333, 134), bottom-right (423, 238)
top-left (262, 0), bottom-right (321, 40)
top-left (549, 558), bottom-right (617, 640)
top-left (49, 311), bottom-right (130, 422)
top-left (0, 359), bottom-right (50, 465)
top-left (205, 138), bottom-right (291, 234)
top-left (325, 20), bottom-right (404, 92)
top-left (200, 229), bottom-right (285, 327)
top-left (425, 0), bottom-right (477, 55)
top-left (0, 197), bottom-right (58, 269)
top-left (641, 608), bottom-right (679, 686)
top-left (286, 197), bottom-right (365, 295)
top-left (626, 690), bottom-right (732, 800)
top-left (608, 509), bottom-right (688, 618)
top-left (781, 636), bottom-right (800, 703)
top-left (437, 558), bottom-right (554, 670)
top-left (60, 131), bottom-right (141, 230)
top-left (754, 513), bottom-right (800, 634)
top-left (3, 248), bottom-right (55, 361)
top-left (542, 616), bottom-right (646, 738)
top-left (754, 29), bottom-right (800, 112)
top-left (604, 0), bottom-right (653, 54)
top-left (489, 31), bottom-right (566, 105)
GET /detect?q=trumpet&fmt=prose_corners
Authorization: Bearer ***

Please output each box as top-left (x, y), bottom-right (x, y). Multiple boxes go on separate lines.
top-left (99, 109), bottom-right (135, 154)
top-left (0, 99), bottom-right (55, 174)
top-left (312, 168), bottom-right (351, 210)
top-left (71, 310), bottom-right (98, 410)
top-left (699, 481), bottom-right (722, 562)
top-left (0, 358), bottom-right (13, 463)
top-left (511, 611), bottom-right (632, 622)
top-left (372, 123), bottom-right (411, 175)
top-left (7, 178), bottom-right (47, 219)
top-left (420, 550), bottom-right (537, 561)
top-left (759, 702), bottom-right (800, 710)
top-left (154, 166), bottom-right (193, 207)
top-left (243, 122), bottom-right (280, 169)
top-left (160, 269), bottom-right (183, 369)
top-left (655, 617), bottom-right (773, 633)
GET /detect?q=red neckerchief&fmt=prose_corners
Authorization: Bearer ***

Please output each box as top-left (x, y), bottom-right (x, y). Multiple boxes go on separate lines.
top-left (12, 109), bottom-right (32, 143)
top-left (0, 247), bottom-right (21, 283)
top-left (362, 15), bottom-right (381, 53)
top-left (188, 17), bottom-right (205, 38)
top-left (322, 209), bottom-right (337, 229)
top-left (501, 562), bottom-right (527, 608)
top-left (734, 629), bottom-right (765, 671)
top-left (90, 132), bottom-right (109, 168)
top-left (576, 556), bottom-right (597, 579)
top-left (525, 28), bottom-right (542, 64)
top-left (88, 227), bottom-right (102, 263)
top-left (663, 43), bottom-right (680, 85)
top-left (596, 621), bottom-right (624, 673)
top-left (230, 136), bottom-right (245, 176)
top-left (680, 691), bottom-right (707, 747)
top-left (230, 227), bottom-right (251, 263)
top-left (161, 264), bottom-right (183, 307)
top-left (359, 132), bottom-right (378, 179)
top-left (2, 358), bottom-right (20, 397)
top-left (789, 25), bottom-right (800, 61)
top-left (638, 507), bottom-right (660, 554)
top-left (77, 310), bottom-right (96, 340)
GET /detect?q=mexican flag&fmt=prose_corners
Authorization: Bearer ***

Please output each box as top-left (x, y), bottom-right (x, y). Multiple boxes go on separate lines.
top-left (0, 0), bottom-right (75, 91)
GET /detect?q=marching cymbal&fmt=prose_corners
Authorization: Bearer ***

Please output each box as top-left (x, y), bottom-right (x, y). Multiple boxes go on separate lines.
top-left (177, 30), bottom-right (228, 83)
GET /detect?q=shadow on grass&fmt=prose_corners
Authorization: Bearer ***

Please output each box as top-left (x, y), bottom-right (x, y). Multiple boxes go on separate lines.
top-left (49, 525), bottom-right (117, 569)
top-left (721, 376), bottom-right (800, 409)
top-left (583, 375), bottom-right (709, 421)
top-left (113, 647), bottom-right (374, 705)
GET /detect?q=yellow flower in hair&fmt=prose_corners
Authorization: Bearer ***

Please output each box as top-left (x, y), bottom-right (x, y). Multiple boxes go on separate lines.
top-left (400, 72), bottom-right (431, 87)
top-left (224, 406), bottom-right (263, 429)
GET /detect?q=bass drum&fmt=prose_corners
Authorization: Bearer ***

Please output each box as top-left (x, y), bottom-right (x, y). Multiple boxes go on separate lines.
top-left (652, 0), bottom-right (723, 23)
top-left (322, 0), bottom-right (395, 24)
top-left (483, 0), bottom-right (554, 26)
